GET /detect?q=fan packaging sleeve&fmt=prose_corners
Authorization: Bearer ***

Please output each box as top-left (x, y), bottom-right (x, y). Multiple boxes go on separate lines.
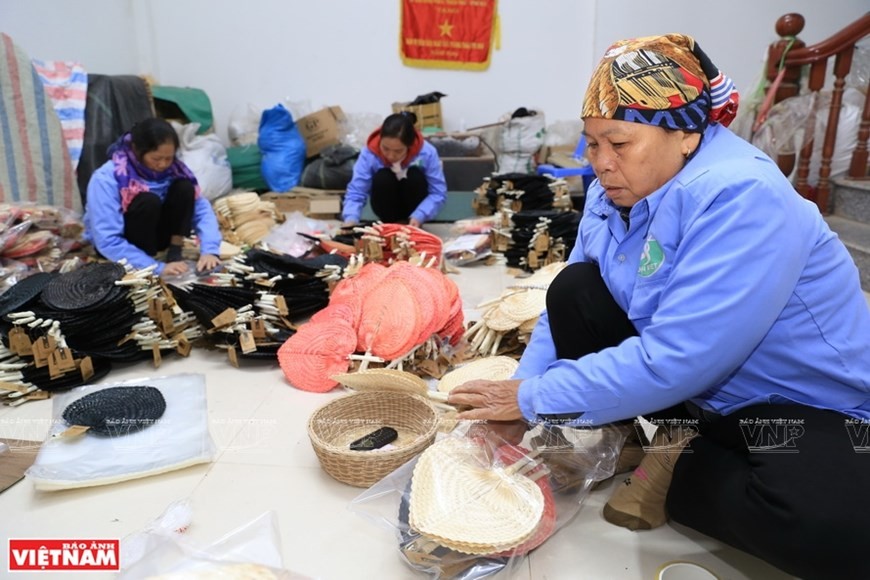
top-left (349, 421), bottom-right (625, 579)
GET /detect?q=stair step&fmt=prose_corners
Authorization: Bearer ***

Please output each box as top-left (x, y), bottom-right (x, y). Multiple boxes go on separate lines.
top-left (825, 215), bottom-right (870, 291)
top-left (833, 177), bottom-right (870, 224)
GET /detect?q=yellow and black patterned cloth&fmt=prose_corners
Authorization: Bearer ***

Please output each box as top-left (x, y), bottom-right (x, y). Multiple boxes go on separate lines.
top-left (582, 34), bottom-right (739, 132)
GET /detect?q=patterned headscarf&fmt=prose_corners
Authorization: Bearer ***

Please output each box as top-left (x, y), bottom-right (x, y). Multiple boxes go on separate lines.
top-left (108, 132), bottom-right (200, 213)
top-left (581, 34), bottom-right (739, 132)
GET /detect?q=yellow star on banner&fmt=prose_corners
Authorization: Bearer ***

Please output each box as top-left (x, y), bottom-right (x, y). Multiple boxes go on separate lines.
top-left (439, 20), bottom-right (453, 37)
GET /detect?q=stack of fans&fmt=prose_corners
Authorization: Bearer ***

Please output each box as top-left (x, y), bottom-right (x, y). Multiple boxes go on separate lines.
top-left (400, 436), bottom-right (555, 573)
top-left (472, 174), bottom-right (579, 272)
top-left (0, 262), bottom-right (194, 400)
top-left (277, 260), bottom-right (464, 392)
top-left (464, 262), bottom-right (566, 358)
top-left (326, 223), bottom-right (444, 267)
top-left (213, 192), bottom-right (284, 247)
top-left (472, 173), bottom-right (572, 217)
top-left (168, 248), bottom-right (346, 363)
top-left (499, 211), bottom-right (579, 272)
top-left (0, 202), bottom-right (87, 291)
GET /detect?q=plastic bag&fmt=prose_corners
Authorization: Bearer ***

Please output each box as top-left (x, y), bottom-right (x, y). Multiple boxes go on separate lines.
top-left (342, 112), bottom-right (382, 149)
top-left (350, 422), bottom-right (624, 579)
top-left (228, 103), bottom-right (263, 147)
top-left (494, 109), bottom-right (546, 174)
top-left (300, 144), bottom-right (358, 190)
top-left (261, 211), bottom-right (337, 258)
top-left (544, 120), bottom-right (582, 147)
top-left (26, 373), bottom-right (216, 491)
top-left (258, 104), bottom-right (307, 192)
top-left (173, 122), bottom-right (233, 201)
top-left (119, 510), bottom-right (309, 579)
top-left (752, 87), bottom-right (863, 186)
top-left (443, 234), bottom-right (492, 266)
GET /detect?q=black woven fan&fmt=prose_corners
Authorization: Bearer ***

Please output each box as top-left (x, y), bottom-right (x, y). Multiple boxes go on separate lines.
top-left (41, 263), bottom-right (127, 311)
top-left (26, 356), bottom-right (113, 393)
top-left (61, 385), bottom-right (166, 435)
top-left (243, 248), bottom-right (347, 278)
top-left (0, 272), bottom-right (56, 318)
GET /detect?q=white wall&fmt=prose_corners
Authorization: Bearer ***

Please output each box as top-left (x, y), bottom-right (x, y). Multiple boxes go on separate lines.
top-left (1, 0), bottom-right (867, 143)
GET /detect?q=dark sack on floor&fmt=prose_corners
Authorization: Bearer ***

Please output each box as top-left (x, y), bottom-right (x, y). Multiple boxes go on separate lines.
top-left (300, 144), bottom-right (358, 190)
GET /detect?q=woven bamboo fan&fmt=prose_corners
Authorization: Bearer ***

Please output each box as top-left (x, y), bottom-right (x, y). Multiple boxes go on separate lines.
top-left (437, 356), bottom-right (519, 394)
top-left (331, 368), bottom-right (449, 404)
top-left (408, 437), bottom-right (544, 554)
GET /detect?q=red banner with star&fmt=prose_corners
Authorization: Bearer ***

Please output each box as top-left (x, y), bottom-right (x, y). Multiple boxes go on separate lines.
top-left (400, 0), bottom-right (498, 70)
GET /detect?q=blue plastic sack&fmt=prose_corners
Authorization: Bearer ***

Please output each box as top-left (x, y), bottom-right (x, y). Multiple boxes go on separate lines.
top-left (258, 103), bottom-right (306, 192)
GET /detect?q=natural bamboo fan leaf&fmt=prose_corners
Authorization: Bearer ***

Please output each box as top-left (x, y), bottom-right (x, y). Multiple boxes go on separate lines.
top-left (493, 445), bottom-right (557, 556)
top-left (481, 303), bottom-right (521, 332)
top-left (408, 437), bottom-right (544, 554)
top-left (437, 356), bottom-right (519, 394)
top-left (500, 288), bottom-right (547, 323)
top-left (331, 368), bottom-right (429, 396)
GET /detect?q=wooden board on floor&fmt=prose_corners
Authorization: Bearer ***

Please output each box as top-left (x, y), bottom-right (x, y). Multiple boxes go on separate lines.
top-left (0, 438), bottom-right (40, 494)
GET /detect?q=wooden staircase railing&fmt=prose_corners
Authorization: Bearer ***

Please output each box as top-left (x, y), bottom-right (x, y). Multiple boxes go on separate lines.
top-left (765, 12), bottom-right (870, 213)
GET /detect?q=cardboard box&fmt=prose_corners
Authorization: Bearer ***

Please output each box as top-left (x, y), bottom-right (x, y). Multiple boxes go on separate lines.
top-left (261, 187), bottom-right (343, 218)
top-left (391, 101), bottom-right (443, 130)
top-left (296, 106), bottom-right (347, 158)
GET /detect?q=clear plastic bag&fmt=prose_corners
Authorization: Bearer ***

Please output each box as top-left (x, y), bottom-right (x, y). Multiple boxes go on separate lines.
top-left (443, 234), bottom-right (492, 267)
top-left (25, 373), bottom-right (216, 491)
top-left (350, 421), bottom-right (624, 579)
top-left (228, 103), bottom-right (263, 147)
top-left (752, 87), bottom-right (863, 186)
top-left (261, 210), bottom-right (337, 258)
top-left (119, 510), bottom-right (310, 579)
top-left (0, 220), bottom-right (33, 253)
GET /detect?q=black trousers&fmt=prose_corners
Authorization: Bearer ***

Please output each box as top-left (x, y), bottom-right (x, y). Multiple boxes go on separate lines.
top-left (370, 167), bottom-right (428, 223)
top-left (546, 262), bottom-right (870, 579)
top-left (123, 180), bottom-right (195, 256)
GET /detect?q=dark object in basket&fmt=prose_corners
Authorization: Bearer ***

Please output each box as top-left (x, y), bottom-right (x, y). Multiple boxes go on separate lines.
top-left (0, 272), bottom-right (56, 318)
top-left (41, 263), bottom-right (127, 311)
top-left (61, 386), bottom-right (166, 436)
top-left (350, 427), bottom-right (398, 451)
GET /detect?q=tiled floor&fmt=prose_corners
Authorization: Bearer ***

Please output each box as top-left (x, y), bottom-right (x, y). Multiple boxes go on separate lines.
top-left (2, 229), bottom-right (866, 579)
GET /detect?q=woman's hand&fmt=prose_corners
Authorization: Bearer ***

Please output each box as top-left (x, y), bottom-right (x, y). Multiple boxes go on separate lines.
top-left (161, 261), bottom-right (189, 278)
top-left (409, 218), bottom-right (422, 228)
top-left (196, 253), bottom-right (221, 272)
top-left (341, 220), bottom-right (358, 229)
top-left (448, 379), bottom-right (524, 421)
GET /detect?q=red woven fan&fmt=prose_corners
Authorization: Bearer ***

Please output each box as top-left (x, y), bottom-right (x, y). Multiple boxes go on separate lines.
top-left (278, 319), bottom-right (357, 392)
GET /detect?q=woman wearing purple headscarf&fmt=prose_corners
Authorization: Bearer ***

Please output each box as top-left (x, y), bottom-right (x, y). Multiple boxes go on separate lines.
top-left (83, 117), bottom-right (221, 277)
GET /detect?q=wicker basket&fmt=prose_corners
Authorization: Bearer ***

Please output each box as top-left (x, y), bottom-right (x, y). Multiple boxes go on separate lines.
top-left (308, 391), bottom-right (439, 487)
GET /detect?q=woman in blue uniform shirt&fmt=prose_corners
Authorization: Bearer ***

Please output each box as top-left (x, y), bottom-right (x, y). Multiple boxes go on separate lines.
top-left (449, 34), bottom-right (870, 579)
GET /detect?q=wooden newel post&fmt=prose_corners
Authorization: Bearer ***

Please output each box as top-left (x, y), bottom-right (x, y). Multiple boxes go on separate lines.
top-left (766, 13), bottom-right (807, 180)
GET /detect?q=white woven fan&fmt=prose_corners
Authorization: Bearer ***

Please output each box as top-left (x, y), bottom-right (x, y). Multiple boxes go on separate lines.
top-left (437, 356), bottom-right (519, 394)
top-left (331, 368), bottom-right (449, 403)
top-left (408, 436), bottom-right (545, 554)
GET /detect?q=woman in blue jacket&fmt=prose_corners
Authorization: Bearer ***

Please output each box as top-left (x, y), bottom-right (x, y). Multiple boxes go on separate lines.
top-left (341, 112), bottom-right (446, 227)
top-left (449, 34), bottom-right (870, 579)
top-left (83, 118), bottom-right (221, 278)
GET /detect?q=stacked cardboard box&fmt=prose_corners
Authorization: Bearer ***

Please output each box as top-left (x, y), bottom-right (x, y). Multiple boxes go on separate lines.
top-left (391, 101), bottom-right (442, 130)
top-left (260, 187), bottom-right (343, 219)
